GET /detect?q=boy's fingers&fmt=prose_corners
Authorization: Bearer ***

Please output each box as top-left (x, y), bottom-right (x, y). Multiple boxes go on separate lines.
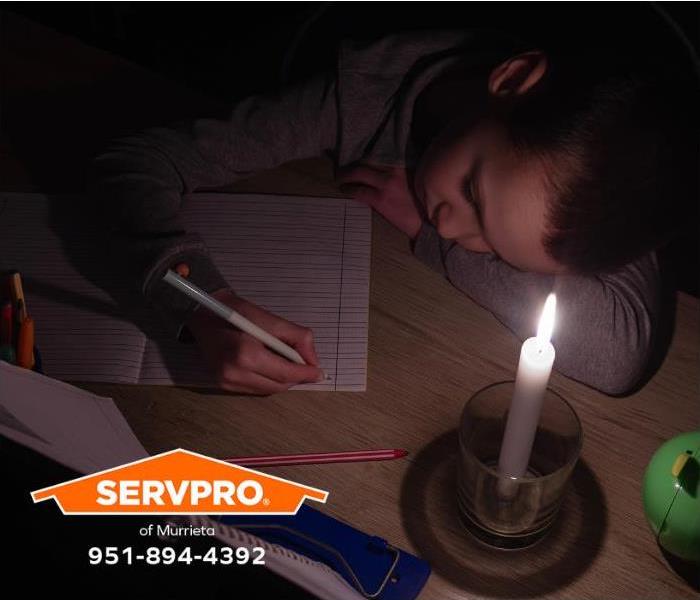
top-left (217, 364), bottom-right (291, 395)
top-left (293, 333), bottom-right (320, 367)
top-left (254, 350), bottom-right (323, 384)
top-left (212, 296), bottom-right (323, 379)
top-left (235, 371), bottom-right (291, 395)
top-left (336, 165), bottom-right (387, 188)
top-left (269, 322), bottom-right (319, 366)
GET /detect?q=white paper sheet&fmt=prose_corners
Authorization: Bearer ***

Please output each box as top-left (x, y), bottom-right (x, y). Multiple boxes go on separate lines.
top-left (0, 362), bottom-right (147, 473)
top-left (0, 193), bottom-right (371, 391)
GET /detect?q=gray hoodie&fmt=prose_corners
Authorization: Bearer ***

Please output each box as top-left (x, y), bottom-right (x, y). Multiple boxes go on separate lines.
top-left (92, 31), bottom-right (660, 395)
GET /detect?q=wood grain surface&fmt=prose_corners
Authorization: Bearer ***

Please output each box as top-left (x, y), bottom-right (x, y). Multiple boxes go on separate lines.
top-left (77, 161), bottom-right (699, 599)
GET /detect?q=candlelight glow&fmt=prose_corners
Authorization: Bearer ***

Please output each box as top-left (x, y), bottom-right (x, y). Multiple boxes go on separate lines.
top-left (536, 293), bottom-right (556, 344)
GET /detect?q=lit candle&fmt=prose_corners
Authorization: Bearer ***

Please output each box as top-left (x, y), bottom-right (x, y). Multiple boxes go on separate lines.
top-left (498, 294), bottom-right (557, 485)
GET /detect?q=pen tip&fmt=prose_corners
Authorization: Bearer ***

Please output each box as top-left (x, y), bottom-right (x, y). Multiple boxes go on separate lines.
top-left (395, 449), bottom-right (408, 458)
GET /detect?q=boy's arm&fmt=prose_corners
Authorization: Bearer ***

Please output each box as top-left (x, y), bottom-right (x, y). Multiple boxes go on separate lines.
top-left (414, 223), bottom-right (660, 396)
top-left (90, 74), bottom-right (337, 336)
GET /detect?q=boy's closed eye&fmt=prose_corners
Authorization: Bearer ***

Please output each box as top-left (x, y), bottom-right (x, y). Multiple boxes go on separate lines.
top-left (414, 119), bottom-right (563, 274)
top-left (462, 177), bottom-right (482, 222)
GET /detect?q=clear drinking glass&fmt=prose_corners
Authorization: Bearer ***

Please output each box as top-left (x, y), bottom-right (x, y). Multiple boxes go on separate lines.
top-left (457, 381), bottom-right (582, 549)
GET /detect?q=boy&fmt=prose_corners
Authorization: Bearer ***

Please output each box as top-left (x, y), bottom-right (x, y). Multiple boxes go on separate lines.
top-left (92, 31), bottom-right (697, 396)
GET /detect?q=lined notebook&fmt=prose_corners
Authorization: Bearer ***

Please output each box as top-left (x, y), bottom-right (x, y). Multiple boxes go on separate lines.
top-left (0, 193), bottom-right (371, 391)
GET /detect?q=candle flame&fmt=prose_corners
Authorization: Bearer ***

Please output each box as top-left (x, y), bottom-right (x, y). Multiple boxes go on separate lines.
top-left (536, 293), bottom-right (556, 344)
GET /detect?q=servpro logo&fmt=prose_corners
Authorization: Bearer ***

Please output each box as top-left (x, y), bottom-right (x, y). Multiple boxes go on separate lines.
top-left (30, 449), bottom-right (328, 515)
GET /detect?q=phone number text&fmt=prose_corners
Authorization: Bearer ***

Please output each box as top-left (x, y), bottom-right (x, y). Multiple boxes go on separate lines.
top-left (88, 546), bottom-right (265, 566)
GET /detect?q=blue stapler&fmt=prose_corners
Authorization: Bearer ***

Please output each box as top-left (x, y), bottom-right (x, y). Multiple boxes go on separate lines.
top-left (217, 504), bottom-right (430, 599)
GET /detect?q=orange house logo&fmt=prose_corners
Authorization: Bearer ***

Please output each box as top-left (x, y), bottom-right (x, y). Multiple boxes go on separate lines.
top-left (31, 449), bottom-right (328, 515)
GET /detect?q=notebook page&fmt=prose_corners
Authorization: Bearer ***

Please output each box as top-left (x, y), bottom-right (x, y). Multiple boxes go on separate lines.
top-left (0, 193), bottom-right (146, 384)
top-left (0, 362), bottom-right (148, 472)
top-left (0, 193), bottom-right (371, 391)
top-left (139, 194), bottom-right (371, 391)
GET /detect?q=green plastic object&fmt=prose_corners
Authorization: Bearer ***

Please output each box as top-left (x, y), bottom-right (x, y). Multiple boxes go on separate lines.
top-left (642, 431), bottom-right (700, 563)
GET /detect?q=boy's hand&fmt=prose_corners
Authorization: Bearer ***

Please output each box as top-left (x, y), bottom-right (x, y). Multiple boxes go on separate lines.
top-left (186, 289), bottom-right (323, 395)
top-left (337, 164), bottom-right (424, 239)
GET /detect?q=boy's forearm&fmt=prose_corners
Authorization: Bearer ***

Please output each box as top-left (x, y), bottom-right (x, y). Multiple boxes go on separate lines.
top-left (90, 75), bottom-right (338, 336)
top-left (413, 224), bottom-right (660, 395)
top-left (90, 129), bottom-right (227, 337)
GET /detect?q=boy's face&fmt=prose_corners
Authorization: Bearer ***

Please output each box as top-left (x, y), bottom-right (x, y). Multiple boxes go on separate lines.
top-left (414, 117), bottom-right (564, 274)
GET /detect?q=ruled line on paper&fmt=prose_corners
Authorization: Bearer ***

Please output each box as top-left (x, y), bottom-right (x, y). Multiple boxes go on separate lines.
top-left (140, 193), bottom-right (372, 392)
top-left (0, 193), bottom-right (371, 392)
top-left (334, 203), bottom-right (347, 392)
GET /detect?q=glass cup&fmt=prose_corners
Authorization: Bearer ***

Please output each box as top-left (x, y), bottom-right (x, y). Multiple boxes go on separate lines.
top-left (457, 381), bottom-right (582, 549)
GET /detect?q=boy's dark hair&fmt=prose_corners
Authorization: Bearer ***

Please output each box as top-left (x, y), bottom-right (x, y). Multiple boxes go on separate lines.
top-left (504, 49), bottom-right (699, 274)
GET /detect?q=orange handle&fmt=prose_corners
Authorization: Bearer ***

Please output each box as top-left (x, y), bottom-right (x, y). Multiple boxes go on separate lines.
top-left (17, 317), bottom-right (35, 369)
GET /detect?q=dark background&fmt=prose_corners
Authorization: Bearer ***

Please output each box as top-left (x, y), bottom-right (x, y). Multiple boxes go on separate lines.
top-left (1, 2), bottom-right (698, 295)
top-left (3, 2), bottom-right (697, 295)
top-left (5, 2), bottom-right (699, 99)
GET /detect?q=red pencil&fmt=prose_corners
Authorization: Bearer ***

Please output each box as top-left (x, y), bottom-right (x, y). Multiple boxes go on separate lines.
top-left (224, 448), bottom-right (408, 467)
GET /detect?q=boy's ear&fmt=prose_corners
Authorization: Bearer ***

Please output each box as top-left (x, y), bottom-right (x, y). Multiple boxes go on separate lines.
top-left (488, 51), bottom-right (548, 98)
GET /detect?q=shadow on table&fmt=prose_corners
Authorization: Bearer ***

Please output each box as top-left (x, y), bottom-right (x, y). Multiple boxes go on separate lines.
top-left (660, 547), bottom-right (700, 592)
top-left (400, 429), bottom-right (607, 598)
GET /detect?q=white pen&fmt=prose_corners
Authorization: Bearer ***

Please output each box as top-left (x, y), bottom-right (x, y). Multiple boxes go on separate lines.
top-left (163, 269), bottom-right (324, 372)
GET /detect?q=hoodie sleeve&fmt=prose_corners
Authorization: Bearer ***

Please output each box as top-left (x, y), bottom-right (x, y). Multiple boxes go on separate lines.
top-left (90, 74), bottom-right (338, 337)
top-left (413, 223), bottom-right (660, 395)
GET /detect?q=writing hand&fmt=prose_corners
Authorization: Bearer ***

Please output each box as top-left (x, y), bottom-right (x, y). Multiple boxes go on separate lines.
top-left (187, 289), bottom-right (323, 395)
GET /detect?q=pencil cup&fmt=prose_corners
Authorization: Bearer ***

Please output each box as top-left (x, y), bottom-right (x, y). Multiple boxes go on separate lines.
top-left (457, 381), bottom-right (582, 549)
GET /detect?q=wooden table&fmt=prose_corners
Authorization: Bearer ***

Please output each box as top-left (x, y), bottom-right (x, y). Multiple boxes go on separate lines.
top-left (2, 10), bottom-right (699, 599)
top-left (96, 199), bottom-right (699, 600)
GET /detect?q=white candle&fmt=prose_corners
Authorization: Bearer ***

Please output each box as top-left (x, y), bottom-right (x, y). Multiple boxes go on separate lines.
top-left (498, 294), bottom-right (557, 484)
